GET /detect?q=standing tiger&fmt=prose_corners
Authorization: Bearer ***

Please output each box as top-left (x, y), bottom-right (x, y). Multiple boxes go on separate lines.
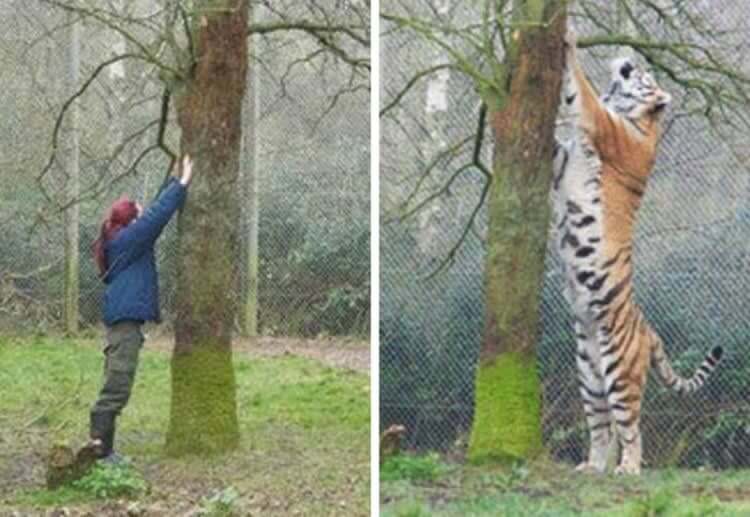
top-left (551, 28), bottom-right (723, 475)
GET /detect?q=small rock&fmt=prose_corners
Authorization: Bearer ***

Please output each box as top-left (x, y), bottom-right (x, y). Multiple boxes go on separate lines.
top-left (126, 502), bottom-right (144, 516)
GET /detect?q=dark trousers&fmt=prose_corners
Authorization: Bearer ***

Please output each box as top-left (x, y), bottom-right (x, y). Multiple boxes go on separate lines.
top-left (91, 320), bottom-right (144, 415)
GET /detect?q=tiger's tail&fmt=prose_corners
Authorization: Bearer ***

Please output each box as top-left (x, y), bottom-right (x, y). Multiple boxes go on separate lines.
top-left (651, 335), bottom-right (723, 395)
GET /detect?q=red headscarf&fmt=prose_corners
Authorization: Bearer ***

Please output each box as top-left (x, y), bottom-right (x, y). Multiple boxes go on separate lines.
top-left (93, 197), bottom-right (139, 276)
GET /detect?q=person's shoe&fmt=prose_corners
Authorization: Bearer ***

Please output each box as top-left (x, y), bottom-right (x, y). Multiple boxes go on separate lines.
top-left (89, 411), bottom-right (117, 458)
top-left (80, 438), bottom-right (105, 459)
top-left (98, 451), bottom-right (130, 466)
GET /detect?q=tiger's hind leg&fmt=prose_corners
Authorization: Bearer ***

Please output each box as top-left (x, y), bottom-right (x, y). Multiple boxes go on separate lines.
top-left (574, 319), bottom-right (611, 474)
top-left (611, 409), bottom-right (642, 475)
top-left (608, 383), bottom-right (643, 475)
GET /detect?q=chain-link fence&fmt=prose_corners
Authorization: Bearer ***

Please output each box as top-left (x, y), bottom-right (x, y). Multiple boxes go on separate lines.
top-left (381, 0), bottom-right (750, 468)
top-left (0, 1), bottom-right (370, 340)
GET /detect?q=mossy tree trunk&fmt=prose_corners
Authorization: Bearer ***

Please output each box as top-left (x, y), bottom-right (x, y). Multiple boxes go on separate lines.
top-left (468, 0), bottom-right (567, 463)
top-left (166, 0), bottom-right (249, 456)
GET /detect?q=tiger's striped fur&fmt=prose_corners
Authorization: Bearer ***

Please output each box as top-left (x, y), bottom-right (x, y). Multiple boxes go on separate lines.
top-left (552, 29), bottom-right (723, 475)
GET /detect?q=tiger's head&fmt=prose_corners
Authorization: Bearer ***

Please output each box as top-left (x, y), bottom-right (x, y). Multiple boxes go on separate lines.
top-left (602, 57), bottom-right (671, 125)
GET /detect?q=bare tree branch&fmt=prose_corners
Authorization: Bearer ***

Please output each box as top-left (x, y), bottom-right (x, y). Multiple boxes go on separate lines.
top-left (424, 101), bottom-right (490, 279)
top-left (36, 52), bottom-right (141, 203)
top-left (380, 63), bottom-right (457, 117)
top-left (26, 0), bottom-right (370, 222)
top-left (39, 0), bottom-right (184, 78)
top-left (382, 0), bottom-right (750, 275)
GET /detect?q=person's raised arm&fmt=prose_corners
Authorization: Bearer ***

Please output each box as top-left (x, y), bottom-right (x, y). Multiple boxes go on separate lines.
top-left (177, 154), bottom-right (193, 187)
top-left (118, 155), bottom-right (192, 249)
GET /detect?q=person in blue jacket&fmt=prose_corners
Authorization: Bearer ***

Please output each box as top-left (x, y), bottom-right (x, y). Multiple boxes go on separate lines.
top-left (87, 155), bottom-right (193, 463)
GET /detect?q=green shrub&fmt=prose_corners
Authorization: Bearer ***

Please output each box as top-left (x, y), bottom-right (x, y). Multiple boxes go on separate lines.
top-left (72, 463), bottom-right (147, 499)
top-left (381, 453), bottom-right (450, 482)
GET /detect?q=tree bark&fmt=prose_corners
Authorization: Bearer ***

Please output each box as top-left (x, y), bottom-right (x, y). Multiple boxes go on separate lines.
top-left (63, 12), bottom-right (80, 335)
top-left (468, 1), bottom-right (567, 463)
top-left (166, 0), bottom-right (248, 456)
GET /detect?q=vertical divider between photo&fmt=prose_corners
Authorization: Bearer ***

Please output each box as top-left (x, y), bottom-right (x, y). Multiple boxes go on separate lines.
top-left (370, 0), bottom-right (381, 514)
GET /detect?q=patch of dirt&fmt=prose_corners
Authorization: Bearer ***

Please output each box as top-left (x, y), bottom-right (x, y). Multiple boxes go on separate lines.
top-left (235, 336), bottom-right (370, 373)
top-left (696, 486), bottom-right (750, 502)
top-left (2, 431), bottom-right (370, 516)
top-left (0, 431), bottom-right (48, 495)
top-left (145, 333), bottom-right (370, 374)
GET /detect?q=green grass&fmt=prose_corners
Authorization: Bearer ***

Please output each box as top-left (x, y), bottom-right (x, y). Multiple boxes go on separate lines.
top-left (381, 455), bottom-right (750, 516)
top-left (0, 335), bottom-right (369, 516)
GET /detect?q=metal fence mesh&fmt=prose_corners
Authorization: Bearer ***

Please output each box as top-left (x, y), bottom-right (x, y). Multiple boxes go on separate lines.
top-left (0, 1), bottom-right (369, 340)
top-left (381, 0), bottom-right (750, 468)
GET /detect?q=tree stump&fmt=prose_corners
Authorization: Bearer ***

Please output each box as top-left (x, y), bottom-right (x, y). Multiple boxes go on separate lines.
top-left (380, 424), bottom-right (406, 465)
top-left (46, 442), bottom-right (99, 489)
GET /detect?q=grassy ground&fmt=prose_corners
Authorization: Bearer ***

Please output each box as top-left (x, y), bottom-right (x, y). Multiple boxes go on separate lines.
top-left (381, 454), bottom-right (750, 516)
top-left (0, 335), bottom-right (370, 516)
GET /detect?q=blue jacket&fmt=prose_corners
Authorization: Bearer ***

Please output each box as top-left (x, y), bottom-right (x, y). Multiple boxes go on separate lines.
top-left (102, 179), bottom-right (187, 326)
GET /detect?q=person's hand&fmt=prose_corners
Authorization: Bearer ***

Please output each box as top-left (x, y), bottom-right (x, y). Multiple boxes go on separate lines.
top-left (179, 155), bottom-right (193, 186)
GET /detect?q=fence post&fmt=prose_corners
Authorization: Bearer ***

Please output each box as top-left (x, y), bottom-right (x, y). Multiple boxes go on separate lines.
top-left (63, 11), bottom-right (81, 335)
top-left (240, 11), bottom-right (260, 338)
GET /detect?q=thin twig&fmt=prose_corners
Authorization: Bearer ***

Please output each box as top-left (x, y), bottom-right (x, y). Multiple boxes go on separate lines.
top-left (425, 103), bottom-right (491, 279)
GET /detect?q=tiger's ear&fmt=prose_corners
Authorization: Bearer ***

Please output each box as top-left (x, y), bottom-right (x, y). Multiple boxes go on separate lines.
top-left (610, 57), bottom-right (633, 80)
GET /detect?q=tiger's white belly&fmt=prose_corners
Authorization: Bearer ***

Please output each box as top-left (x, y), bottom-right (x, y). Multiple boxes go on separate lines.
top-left (552, 135), bottom-right (606, 319)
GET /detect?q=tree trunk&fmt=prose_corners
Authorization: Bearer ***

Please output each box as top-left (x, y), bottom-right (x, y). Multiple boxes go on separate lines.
top-left (63, 12), bottom-right (80, 335)
top-left (468, 1), bottom-right (567, 463)
top-left (166, 0), bottom-right (248, 456)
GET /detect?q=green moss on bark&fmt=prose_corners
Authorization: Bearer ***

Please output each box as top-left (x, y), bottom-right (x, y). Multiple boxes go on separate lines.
top-left (468, 352), bottom-right (543, 464)
top-left (165, 344), bottom-right (240, 456)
